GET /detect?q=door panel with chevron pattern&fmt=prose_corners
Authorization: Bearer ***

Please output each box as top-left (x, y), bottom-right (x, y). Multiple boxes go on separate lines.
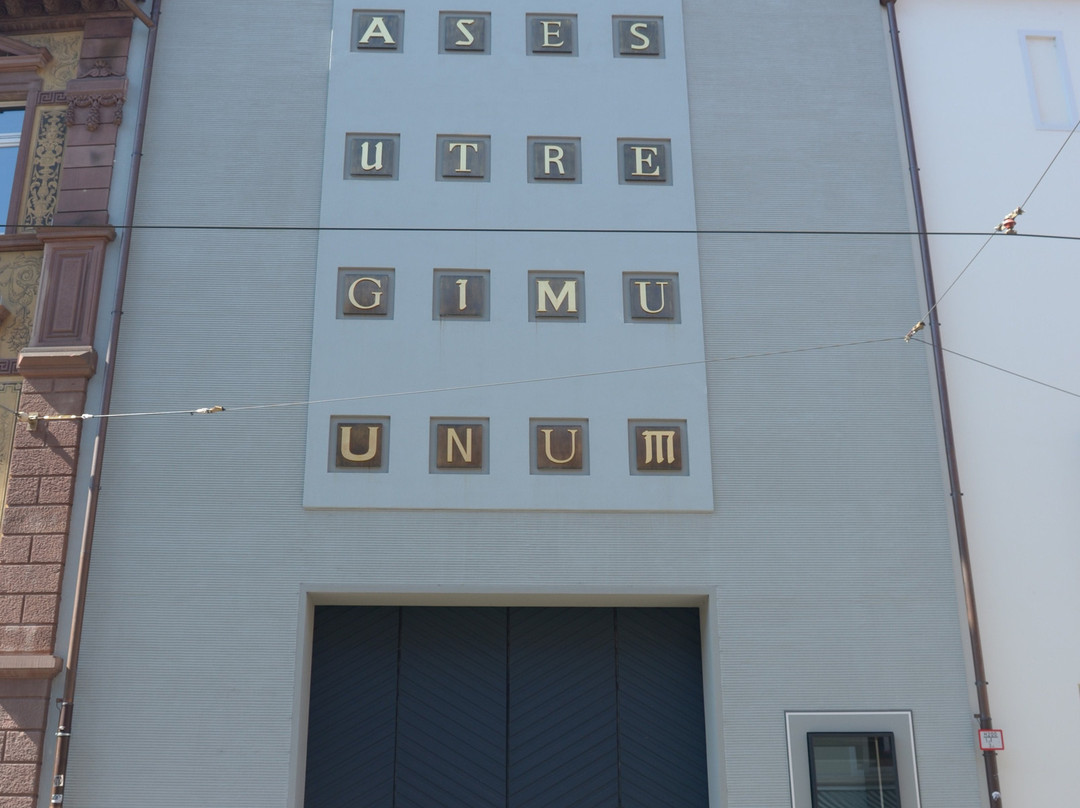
top-left (306, 606), bottom-right (708, 808)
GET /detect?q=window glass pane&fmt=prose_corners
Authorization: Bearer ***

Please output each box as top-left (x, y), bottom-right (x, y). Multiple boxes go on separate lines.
top-left (0, 108), bottom-right (23, 139)
top-left (0, 109), bottom-right (25, 224)
top-left (809, 733), bottom-right (900, 808)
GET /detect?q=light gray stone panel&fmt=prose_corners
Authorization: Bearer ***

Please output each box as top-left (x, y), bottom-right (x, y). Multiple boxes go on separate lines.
top-left (306, 0), bottom-right (710, 511)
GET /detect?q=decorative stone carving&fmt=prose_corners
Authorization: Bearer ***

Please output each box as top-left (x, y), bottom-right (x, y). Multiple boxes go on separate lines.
top-left (8, 31), bottom-right (78, 89)
top-left (79, 57), bottom-right (121, 78)
top-left (21, 108), bottom-right (65, 227)
top-left (66, 90), bottom-right (122, 130)
top-left (0, 250), bottom-right (44, 358)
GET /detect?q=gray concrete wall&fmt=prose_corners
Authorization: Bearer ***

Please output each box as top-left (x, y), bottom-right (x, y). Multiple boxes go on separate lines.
top-left (58, 1), bottom-right (983, 806)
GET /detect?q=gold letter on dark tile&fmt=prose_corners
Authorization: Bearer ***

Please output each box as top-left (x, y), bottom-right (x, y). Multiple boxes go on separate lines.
top-left (336, 422), bottom-right (385, 469)
top-left (535, 424), bottom-right (584, 470)
top-left (435, 271), bottom-right (488, 319)
top-left (634, 425), bottom-right (683, 471)
top-left (436, 423), bottom-right (485, 470)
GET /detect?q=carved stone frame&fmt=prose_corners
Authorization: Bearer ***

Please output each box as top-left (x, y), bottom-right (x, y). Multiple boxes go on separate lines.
top-left (0, 35), bottom-right (51, 234)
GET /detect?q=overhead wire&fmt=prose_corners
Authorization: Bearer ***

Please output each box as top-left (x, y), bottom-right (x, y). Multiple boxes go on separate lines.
top-left (909, 337), bottom-right (1080, 400)
top-left (13, 223), bottom-right (1080, 239)
top-left (5, 119), bottom-right (1077, 425)
top-left (907, 114), bottom-right (1080, 337)
top-left (1020, 116), bottom-right (1080, 210)
top-left (5, 336), bottom-right (905, 422)
top-left (5, 332), bottom-right (1079, 426)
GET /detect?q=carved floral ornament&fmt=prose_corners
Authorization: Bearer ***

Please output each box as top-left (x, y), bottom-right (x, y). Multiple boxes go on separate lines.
top-left (80, 58), bottom-right (121, 78)
top-left (65, 90), bottom-right (122, 130)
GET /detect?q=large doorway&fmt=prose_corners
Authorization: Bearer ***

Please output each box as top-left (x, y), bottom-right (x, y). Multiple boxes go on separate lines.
top-left (305, 606), bottom-right (709, 808)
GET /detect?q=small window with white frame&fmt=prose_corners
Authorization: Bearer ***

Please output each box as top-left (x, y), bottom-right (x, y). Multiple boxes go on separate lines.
top-left (808, 733), bottom-right (900, 808)
top-left (1020, 31), bottom-right (1078, 130)
top-left (787, 712), bottom-right (922, 808)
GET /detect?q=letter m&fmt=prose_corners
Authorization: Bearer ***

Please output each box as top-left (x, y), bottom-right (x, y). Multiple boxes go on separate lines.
top-left (536, 279), bottom-right (578, 313)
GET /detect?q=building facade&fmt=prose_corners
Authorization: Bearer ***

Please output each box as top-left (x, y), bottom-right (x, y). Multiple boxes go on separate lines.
top-left (0, 3), bottom-right (151, 806)
top-left (895, 1), bottom-right (1080, 805)
top-left (0, 1), bottom-right (999, 806)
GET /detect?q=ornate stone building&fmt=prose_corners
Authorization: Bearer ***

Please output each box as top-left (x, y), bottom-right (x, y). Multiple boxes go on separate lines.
top-left (0, 2), bottom-right (148, 806)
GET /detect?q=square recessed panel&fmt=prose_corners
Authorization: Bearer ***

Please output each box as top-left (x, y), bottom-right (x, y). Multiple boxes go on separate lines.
top-left (618, 139), bottom-right (671, 184)
top-left (440, 12), bottom-right (489, 53)
top-left (623, 272), bottom-right (679, 322)
top-left (433, 269), bottom-right (490, 319)
top-left (529, 271), bottom-right (585, 321)
top-left (431, 418), bottom-right (489, 473)
top-left (528, 137), bottom-right (581, 182)
top-left (613, 17), bottom-right (664, 57)
top-left (329, 416), bottom-right (391, 472)
top-left (436, 135), bottom-right (490, 180)
top-left (629, 420), bottom-right (689, 475)
top-left (352, 10), bottom-right (403, 51)
top-left (344, 133), bottom-right (399, 179)
top-left (338, 269), bottom-right (394, 318)
top-left (527, 14), bottom-right (576, 55)
top-left (531, 419), bottom-right (589, 473)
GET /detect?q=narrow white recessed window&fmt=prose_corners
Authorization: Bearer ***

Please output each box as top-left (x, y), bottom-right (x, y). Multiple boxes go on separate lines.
top-left (1021, 32), bottom-right (1078, 130)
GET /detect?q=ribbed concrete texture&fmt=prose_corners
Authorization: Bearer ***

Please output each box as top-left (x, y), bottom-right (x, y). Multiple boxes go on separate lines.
top-left (58, 1), bottom-right (984, 807)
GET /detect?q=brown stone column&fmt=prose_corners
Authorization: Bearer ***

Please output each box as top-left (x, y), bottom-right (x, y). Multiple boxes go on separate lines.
top-left (0, 377), bottom-right (83, 808)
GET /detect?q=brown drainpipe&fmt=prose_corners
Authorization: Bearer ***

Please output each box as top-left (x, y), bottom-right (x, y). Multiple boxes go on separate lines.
top-left (49, 1), bottom-right (162, 804)
top-left (879, 2), bottom-right (1002, 806)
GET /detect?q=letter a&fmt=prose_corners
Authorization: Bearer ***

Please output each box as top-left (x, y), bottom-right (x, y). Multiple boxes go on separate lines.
top-left (359, 16), bottom-right (395, 45)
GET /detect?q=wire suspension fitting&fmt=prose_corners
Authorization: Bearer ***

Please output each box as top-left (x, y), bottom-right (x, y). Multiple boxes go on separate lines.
top-left (15, 405), bottom-right (224, 430)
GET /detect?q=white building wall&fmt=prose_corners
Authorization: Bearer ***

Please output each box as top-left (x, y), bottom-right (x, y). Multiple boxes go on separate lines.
top-left (896, 2), bottom-right (1080, 805)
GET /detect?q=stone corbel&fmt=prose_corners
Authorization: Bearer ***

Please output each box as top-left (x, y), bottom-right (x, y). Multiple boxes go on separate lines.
top-left (64, 77), bottom-right (127, 131)
top-left (17, 226), bottom-right (115, 378)
top-left (0, 654), bottom-right (62, 679)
